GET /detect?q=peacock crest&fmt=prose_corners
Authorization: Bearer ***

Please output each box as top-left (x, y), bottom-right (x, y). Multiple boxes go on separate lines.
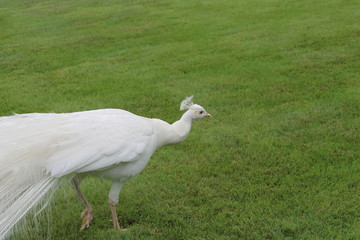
top-left (180, 96), bottom-right (194, 111)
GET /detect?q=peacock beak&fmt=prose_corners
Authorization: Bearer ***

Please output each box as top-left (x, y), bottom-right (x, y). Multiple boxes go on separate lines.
top-left (205, 112), bottom-right (212, 117)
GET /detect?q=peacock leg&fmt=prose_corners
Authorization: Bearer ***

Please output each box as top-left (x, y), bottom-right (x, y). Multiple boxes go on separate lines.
top-left (71, 175), bottom-right (93, 230)
top-left (108, 181), bottom-right (127, 230)
top-left (109, 199), bottom-right (121, 229)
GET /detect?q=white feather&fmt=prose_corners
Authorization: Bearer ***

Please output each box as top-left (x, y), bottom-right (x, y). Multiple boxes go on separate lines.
top-left (180, 96), bottom-right (194, 111)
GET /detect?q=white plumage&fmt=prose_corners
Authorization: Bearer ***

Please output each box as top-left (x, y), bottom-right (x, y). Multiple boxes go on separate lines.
top-left (0, 96), bottom-right (211, 239)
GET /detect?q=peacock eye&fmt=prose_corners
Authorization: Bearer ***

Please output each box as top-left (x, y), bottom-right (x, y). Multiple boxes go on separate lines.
top-left (199, 111), bottom-right (204, 114)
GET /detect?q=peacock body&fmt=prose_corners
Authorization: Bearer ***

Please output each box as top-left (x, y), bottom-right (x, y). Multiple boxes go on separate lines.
top-left (0, 96), bottom-right (211, 239)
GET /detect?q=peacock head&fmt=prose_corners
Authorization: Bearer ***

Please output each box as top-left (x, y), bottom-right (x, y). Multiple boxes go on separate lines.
top-left (180, 96), bottom-right (212, 119)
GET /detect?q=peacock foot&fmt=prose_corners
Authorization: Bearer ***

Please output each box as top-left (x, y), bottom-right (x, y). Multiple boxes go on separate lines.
top-left (112, 219), bottom-right (128, 231)
top-left (80, 208), bottom-right (93, 231)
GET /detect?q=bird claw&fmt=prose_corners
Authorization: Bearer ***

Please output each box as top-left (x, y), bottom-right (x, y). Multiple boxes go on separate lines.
top-left (80, 208), bottom-right (93, 231)
top-left (113, 221), bottom-right (127, 231)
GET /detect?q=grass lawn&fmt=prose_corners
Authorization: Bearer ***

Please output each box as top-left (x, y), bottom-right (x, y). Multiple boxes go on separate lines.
top-left (1, 0), bottom-right (360, 239)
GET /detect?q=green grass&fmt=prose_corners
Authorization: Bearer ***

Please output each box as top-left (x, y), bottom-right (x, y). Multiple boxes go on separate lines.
top-left (1, 0), bottom-right (360, 239)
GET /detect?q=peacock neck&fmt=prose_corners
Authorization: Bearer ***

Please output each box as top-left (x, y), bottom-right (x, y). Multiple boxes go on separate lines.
top-left (173, 110), bottom-right (193, 139)
top-left (153, 110), bottom-right (193, 148)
